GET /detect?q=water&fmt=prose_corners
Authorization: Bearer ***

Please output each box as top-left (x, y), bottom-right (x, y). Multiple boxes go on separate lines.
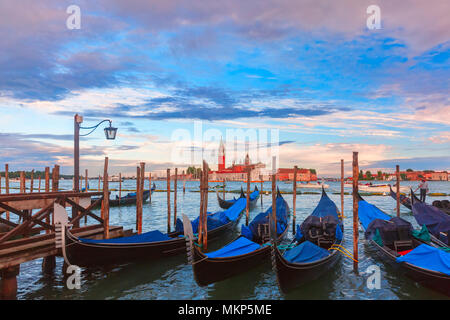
top-left (8, 180), bottom-right (449, 300)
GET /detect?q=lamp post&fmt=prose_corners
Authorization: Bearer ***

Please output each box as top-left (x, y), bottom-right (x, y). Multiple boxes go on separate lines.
top-left (73, 113), bottom-right (117, 193)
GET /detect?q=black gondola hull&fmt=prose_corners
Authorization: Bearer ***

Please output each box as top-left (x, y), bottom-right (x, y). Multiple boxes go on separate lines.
top-left (191, 243), bottom-right (271, 286)
top-left (368, 240), bottom-right (450, 297)
top-left (189, 191), bottom-right (288, 286)
top-left (217, 186), bottom-right (259, 210)
top-left (65, 216), bottom-right (240, 267)
top-left (272, 244), bottom-right (341, 293)
top-left (92, 189), bottom-right (153, 209)
top-left (272, 188), bottom-right (344, 293)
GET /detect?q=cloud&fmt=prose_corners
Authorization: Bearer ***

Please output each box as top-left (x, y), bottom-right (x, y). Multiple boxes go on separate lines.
top-left (365, 156), bottom-right (450, 171)
top-left (428, 132), bottom-right (450, 144)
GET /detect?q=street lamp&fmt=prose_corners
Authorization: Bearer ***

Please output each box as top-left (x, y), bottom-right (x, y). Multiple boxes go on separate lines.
top-left (74, 114), bottom-right (118, 193)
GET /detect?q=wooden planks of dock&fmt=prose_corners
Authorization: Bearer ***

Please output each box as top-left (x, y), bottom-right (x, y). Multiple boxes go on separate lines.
top-left (0, 224), bottom-right (126, 270)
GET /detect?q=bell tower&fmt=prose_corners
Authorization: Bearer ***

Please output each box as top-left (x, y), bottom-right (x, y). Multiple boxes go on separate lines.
top-left (218, 137), bottom-right (225, 171)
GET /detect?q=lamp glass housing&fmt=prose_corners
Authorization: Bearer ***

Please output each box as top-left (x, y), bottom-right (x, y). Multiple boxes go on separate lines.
top-left (104, 126), bottom-right (117, 140)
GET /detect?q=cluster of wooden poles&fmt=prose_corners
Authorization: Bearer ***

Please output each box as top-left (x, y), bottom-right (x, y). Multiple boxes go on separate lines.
top-left (0, 164), bottom-right (60, 224)
top-left (1, 151), bottom-right (406, 273)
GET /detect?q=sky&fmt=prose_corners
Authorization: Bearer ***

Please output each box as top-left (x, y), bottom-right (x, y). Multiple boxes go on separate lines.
top-left (0, 0), bottom-right (449, 177)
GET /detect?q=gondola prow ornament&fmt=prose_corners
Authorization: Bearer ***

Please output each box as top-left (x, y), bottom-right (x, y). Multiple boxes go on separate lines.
top-left (54, 203), bottom-right (73, 266)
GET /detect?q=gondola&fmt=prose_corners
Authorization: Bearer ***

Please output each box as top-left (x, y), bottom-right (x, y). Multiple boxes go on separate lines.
top-left (217, 186), bottom-right (259, 210)
top-left (390, 185), bottom-right (450, 214)
top-left (388, 185), bottom-right (421, 210)
top-left (410, 189), bottom-right (449, 247)
top-left (92, 183), bottom-right (155, 208)
top-left (272, 188), bottom-right (344, 293)
top-left (358, 193), bottom-right (450, 297)
top-left (185, 190), bottom-right (289, 286)
top-left (64, 196), bottom-right (247, 267)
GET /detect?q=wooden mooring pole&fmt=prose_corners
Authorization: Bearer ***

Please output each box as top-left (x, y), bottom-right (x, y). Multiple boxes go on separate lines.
top-left (20, 171), bottom-right (25, 193)
top-left (30, 170), bottom-right (34, 193)
top-left (167, 168), bottom-right (171, 233)
top-left (260, 175), bottom-right (263, 206)
top-left (43, 165), bottom-right (58, 274)
top-left (396, 165), bottom-right (400, 217)
top-left (85, 169), bottom-right (88, 192)
top-left (103, 158), bottom-right (110, 239)
top-left (118, 173), bottom-right (122, 205)
top-left (84, 169), bottom-right (89, 224)
top-left (202, 161), bottom-right (208, 250)
top-left (139, 162), bottom-right (145, 233)
top-left (183, 170), bottom-right (186, 194)
top-left (352, 152), bottom-right (359, 272)
top-left (223, 178), bottom-right (225, 199)
top-left (1, 266), bottom-right (20, 300)
top-left (136, 166), bottom-right (141, 233)
top-left (341, 159), bottom-right (344, 217)
top-left (271, 173), bottom-right (277, 236)
top-left (246, 168), bottom-right (250, 226)
top-left (44, 167), bottom-right (49, 232)
top-left (148, 171), bottom-right (151, 203)
top-left (293, 166), bottom-right (297, 234)
top-left (174, 168), bottom-right (178, 226)
top-left (4, 164), bottom-right (9, 220)
top-left (198, 171), bottom-right (204, 250)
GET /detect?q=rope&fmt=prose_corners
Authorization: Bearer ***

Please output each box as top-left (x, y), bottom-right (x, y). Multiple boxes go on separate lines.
top-left (277, 244), bottom-right (296, 250)
top-left (328, 244), bottom-right (358, 262)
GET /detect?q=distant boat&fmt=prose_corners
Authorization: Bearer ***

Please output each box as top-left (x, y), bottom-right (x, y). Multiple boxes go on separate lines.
top-left (217, 186), bottom-right (259, 209)
top-left (91, 183), bottom-right (156, 208)
top-left (359, 184), bottom-right (409, 193)
top-left (297, 182), bottom-right (329, 189)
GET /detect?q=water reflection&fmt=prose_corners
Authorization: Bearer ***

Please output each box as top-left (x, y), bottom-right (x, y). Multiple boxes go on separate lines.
top-left (14, 180), bottom-right (450, 300)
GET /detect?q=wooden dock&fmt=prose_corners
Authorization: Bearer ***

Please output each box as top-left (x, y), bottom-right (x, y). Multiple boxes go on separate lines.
top-left (0, 190), bottom-right (130, 299)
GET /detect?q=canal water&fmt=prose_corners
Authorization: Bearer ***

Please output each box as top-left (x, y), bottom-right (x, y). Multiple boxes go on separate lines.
top-left (9, 180), bottom-right (450, 300)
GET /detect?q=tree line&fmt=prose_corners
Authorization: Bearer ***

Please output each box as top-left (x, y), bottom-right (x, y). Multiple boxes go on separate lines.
top-left (0, 171), bottom-right (73, 180)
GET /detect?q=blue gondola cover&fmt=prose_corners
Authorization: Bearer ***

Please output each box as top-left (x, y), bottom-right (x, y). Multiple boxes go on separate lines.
top-left (358, 199), bottom-right (391, 230)
top-left (175, 197), bottom-right (246, 233)
top-left (283, 241), bottom-right (330, 263)
top-left (396, 244), bottom-right (450, 276)
top-left (79, 230), bottom-right (172, 244)
top-left (205, 236), bottom-right (261, 258)
top-left (412, 202), bottom-right (450, 244)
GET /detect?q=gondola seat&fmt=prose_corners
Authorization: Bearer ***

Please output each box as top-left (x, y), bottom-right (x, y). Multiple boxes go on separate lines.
top-left (394, 240), bottom-right (413, 252)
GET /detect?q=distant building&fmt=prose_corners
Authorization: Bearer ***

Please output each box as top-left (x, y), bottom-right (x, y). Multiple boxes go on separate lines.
top-left (386, 170), bottom-right (448, 181)
top-left (431, 171), bottom-right (448, 181)
top-left (208, 139), bottom-right (317, 181)
top-left (276, 168), bottom-right (317, 181)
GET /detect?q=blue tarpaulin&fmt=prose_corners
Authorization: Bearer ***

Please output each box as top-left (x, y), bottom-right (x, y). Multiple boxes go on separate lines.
top-left (412, 202), bottom-right (450, 244)
top-left (175, 197), bottom-right (246, 233)
top-left (283, 241), bottom-right (330, 263)
top-left (295, 225), bottom-right (303, 242)
top-left (79, 230), bottom-right (172, 244)
top-left (311, 191), bottom-right (340, 220)
top-left (205, 236), bottom-right (261, 258)
top-left (224, 189), bottom-right (259, 206)
top-left (224, 198), bottom-right (247, 221)
top-left (396, 244), bottom-right (450, 276)
top-left (358, 200), bottom-right (391, 230)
